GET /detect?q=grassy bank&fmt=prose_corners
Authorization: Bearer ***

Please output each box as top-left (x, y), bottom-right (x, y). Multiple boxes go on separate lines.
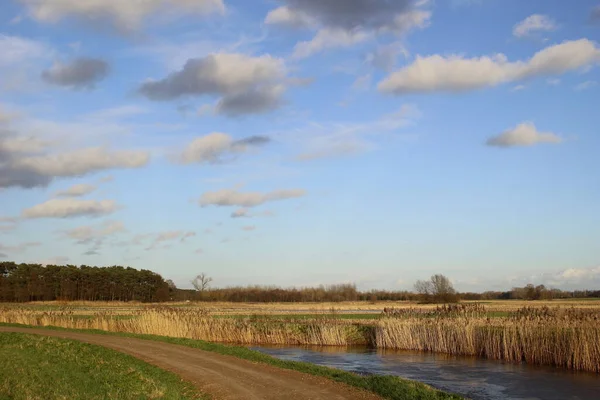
top-left (0, 332), bottom-right (205, 400)
top-left (0, 324), bottom-right (461, 400)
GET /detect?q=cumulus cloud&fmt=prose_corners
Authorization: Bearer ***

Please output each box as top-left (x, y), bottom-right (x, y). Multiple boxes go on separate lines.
top-left (13, 147), bottom-right (149, 178)
top-left (22, 199), bottom-right (119, 218)
top-left (1, 116), bottom-right (150, 189)
top-left (200, 188), bottom-right (306, 207)
top-left (62, 220), bottom-right (126, 249)
top-left (179, 133), bottom-right (270, 164)
top-left (486, 122), bottom-right (563, 147)
top-left (513, 14), bottom-right (557, 38)
top-left (266, 0), bottom-right (430, 58)
top-left (379, 39), bottom-right (600, 94)
top-left (138, 53), bottom-right (289, 116)
top-left (56, 183), bottom-right (97, 197)
top-left (42, 58), bottom-right (109, 89)
top-left (20, 0), bottom-right (225, 32)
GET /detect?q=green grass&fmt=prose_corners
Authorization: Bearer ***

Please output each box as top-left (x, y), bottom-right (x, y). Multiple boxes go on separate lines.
top-left (0, 323), bottom-right (461, 400)
top-left (0, 332), bottom-right (206, 400)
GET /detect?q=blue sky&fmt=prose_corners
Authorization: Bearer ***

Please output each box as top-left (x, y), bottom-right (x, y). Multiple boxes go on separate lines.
top-left (1, 0), bottom-right (599, 291)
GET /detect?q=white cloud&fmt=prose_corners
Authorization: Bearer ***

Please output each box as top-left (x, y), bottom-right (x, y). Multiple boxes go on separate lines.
top-left (14, 147), bottom-right (149, 177)
top-left (179, 133), bottom-right (270, 164)
top-left (292, 104), bottom-right (421, 160)
top-left (0, 34), bottom-right (51, 66)
top-left (0, 34), bottom-right (53, 91)
top-left (265, 6), bottom-right (316, 28)
top-left (513, 14), bottom-right (557, 38)
top-left (574, 80), bottom-right (597, 91)
top-left (56, 183), bottom-right (97, 197)
top-left (486, 122), bottom-right (563, 147)
top-left (1, 109), bottom-right (151, 189)
top-left (547, 78), bottom-right (561, 86)
top-left (379, 39), bottom-right (600, 94)
top-left (555, 266), bottom-right (600, 282)
top-left (267, 0), bottom-right (430, 58)
top-left (144, 230), bottom-right (196, 250)
top-left (62, 220), bottom-right (126, 245)
top-left (242, 226), bottom-right (256, 231)
top-left (20, 0), bottom-right (225, 32)
top-left (200, 188), bottom-right (306, 207)
top-left (36, 256), bottom-right (71, 266)
top-left (22, 199), bottom-right (119, 218)
top-left (293, 29), bottom-right (371, 59)
top-left (138, 53), bottom-right (290, 115)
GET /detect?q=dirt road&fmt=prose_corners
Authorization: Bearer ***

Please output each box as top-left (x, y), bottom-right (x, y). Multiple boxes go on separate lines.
top-left (0, 327), bottom-right (381, 400)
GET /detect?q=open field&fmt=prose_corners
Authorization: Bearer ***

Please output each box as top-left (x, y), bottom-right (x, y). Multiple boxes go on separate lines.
top-left (1, 299), bottom-right (600, 372)
top-left (0, 332), bottom-right (204, 400)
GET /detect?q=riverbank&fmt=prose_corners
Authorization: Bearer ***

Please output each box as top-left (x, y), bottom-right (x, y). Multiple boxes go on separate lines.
top-left (1, 301), bottom-right (599, 372)
top-left (0, 326), bottom-right (461, 400)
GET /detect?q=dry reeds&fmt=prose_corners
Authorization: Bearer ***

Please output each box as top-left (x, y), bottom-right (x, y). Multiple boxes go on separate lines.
top-left (2, 304), bottom-right (599, 372)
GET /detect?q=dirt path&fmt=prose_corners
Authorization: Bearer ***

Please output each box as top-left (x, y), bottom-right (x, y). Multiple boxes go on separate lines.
top-left (0, 327), bottom-right (381, 400)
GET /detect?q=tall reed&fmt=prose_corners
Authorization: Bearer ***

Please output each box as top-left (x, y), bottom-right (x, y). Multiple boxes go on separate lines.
top-left (2, 305), bottom-right (599, 372)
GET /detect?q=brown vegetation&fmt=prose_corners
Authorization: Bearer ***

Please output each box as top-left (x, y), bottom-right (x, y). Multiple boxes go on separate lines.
top-left (1, 302), bottom-right (599, 372)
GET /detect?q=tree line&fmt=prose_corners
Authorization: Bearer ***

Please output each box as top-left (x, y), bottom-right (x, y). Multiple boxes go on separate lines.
top-left (2, 262), bottom-right (599, 303)
top-left (0, 262), bottom-right (169, 302)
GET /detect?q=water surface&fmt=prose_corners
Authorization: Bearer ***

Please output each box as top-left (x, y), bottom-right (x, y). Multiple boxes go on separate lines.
top-left (252, 345), bottom-right (600, 400)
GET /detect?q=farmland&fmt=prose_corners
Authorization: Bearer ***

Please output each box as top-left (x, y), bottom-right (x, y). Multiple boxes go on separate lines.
top-left (2, 299), bottom-right (599, 373)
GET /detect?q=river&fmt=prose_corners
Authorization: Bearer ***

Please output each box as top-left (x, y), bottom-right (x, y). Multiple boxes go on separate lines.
top-left (251, 345), bottom-right (600, 400)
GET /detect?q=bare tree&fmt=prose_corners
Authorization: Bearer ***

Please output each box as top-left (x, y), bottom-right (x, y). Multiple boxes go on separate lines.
top-left (191, 273), bottom-right (213, 292)
top-left (414, 274), bottom-right (458, 303)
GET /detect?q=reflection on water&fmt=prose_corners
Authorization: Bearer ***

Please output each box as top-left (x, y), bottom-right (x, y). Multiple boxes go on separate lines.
top-left (251, 345), bottom-right (600, 400)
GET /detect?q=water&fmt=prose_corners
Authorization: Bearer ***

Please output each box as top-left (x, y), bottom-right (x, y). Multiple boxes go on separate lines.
top-left (251, 345), bottom-right (600, 400)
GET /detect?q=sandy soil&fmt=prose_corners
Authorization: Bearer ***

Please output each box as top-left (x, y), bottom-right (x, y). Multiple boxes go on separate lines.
top-left (0, 327), bottom-right (381, 400)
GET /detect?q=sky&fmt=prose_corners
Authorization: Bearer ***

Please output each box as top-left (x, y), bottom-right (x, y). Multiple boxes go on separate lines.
top-left (1, 0), bottom-right (599, 292)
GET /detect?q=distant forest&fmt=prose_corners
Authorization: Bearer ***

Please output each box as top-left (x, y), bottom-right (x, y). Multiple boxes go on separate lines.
top-left (1, 262), bottom-right (599, 303)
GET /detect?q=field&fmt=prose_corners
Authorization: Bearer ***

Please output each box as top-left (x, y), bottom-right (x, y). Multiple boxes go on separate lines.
top-left (0, 332), bottom-right (205, 400)
top-left (1, 299), bottom-right (599, 373)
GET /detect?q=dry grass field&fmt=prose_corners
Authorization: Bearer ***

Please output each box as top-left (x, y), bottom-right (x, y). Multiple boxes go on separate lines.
top-left (2, 299), bottom-right (599, 372)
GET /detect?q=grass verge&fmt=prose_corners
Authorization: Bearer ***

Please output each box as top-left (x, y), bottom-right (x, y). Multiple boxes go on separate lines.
top-left (0, 323), bottom-right (461, 400)
top-left (0, 332), bottom-right (206, 400)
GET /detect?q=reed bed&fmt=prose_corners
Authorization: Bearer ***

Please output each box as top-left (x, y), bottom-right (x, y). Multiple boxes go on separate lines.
top-left (377, 305), bottom-right (600, 372)
top-left (2, 303), bottom-right (599, 372)
top-left (0, 307), bottom-right (370, 346)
